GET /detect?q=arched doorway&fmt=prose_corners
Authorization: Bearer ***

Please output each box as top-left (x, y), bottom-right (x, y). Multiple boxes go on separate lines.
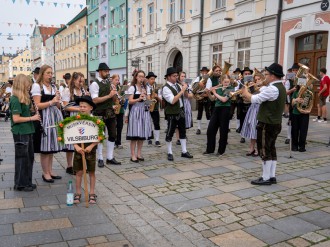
top-left (173, 52), bottom-right (183, 73)
top-left (295, 32), bottom-right (328, 115)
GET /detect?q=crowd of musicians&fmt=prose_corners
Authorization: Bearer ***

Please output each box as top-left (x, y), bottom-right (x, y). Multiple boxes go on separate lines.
top-left (2, 60), bottom-right (329, 191)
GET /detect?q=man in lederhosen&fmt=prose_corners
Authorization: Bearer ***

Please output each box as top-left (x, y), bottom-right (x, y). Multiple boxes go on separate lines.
top-left (146, 72), bottom-right (162, 147)
top-left (162, 67), bottom-right (193, 161)
top-left (90, 63), bottom-right (121, 167)
top-left (242, 63), bottom-right (286, 185)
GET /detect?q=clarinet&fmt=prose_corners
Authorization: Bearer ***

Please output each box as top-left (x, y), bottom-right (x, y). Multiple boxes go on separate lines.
top-left (30, 92), bottom-right (46, 136)
top-left (81, 86), bottom-right (86, 96)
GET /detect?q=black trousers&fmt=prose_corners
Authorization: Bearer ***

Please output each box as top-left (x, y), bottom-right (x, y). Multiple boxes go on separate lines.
top-left (291, 113), bottom-right (309, 149)
top-left (165, 110), bottom-right (186, 142)
top-left (197, 99), bottom-right (211, 120)
top-left (115, 113), bottom-right (124, 145)
top-left (256, 122), bottom-right (281, 161)
top-left (13, 134), bottom-right (34, 187)
top-left (150, 110), bottom-right (160, 130)
top-left (104, 117), bottom-right (117, 142)
top-left (206, 106), bottom-right (230, 154)
top-left (230, 102), bottom-right (238, 120)
top-left (237, 102), bottom-right (251, 132)
top-left (210, 101), bottom-right (215, 117)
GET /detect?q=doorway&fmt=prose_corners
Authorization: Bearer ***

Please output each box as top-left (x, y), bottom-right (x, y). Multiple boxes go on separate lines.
top-left (173, 52), bottom-right (183, 73)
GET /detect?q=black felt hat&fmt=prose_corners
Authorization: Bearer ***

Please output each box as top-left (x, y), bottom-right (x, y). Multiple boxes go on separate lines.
top-left (233, 68), bottom-right (241, 74)
top-left (241, 67), bottom-right (253, 74)
top-left (146, 72), bottom-right (157, 79)
top-left (33, 67), bottom-right (40, 74)
top-left (96, 63), bottom-right (110, 72)
top-left (164, 67), bottom-right (177, 77)
top-left (63, 73), bottom-right (71, 80)
top-left (200, 67), bottom-right (209, 72)
top-left (265, 63), bottom-right (285, 78)
top-left (75, 95), bottom-right (96, 110)
top-left (291, 63), bottom-right (300, 70)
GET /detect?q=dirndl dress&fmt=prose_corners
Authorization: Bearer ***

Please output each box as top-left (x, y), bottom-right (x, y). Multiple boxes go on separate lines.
top-left (183, 97), bottom-right (193, 129)
top-left (240, 103), bottom-right (260, 140)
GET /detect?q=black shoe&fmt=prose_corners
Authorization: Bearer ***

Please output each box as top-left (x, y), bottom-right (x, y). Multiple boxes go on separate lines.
top-left (181, 152), bottom-right (193, 158)
top-left (42, 175), bottom-right (54, 183)
top-left (14, 185), bottom-right (34, 192)
top-left (240, 138), bottom-right (245, 143)
top-left (203, 151), bottom-right (213, 155)
top-left (167, 153), bottom-right (174, 161)
top-left (196, 129), bottom-right (201, 135)
top-left (292, 147), bottom-right (298, 152)
top-left (176, 140), bottom-right (181, 145)
top-left (251, 177), bottom-right (271, 185)
top-left (236, 128), bottom-right (240, 133)
top-left (137, 157), bottom-right (145, 161)
top-left (130, 158), bottom-right (139, 163)
top-left (106, 158), bottom-right (121, 165)
top-left (51, 175), bottom-right (62, 180)
top-left (155, 141), bottom-right (161, 147)
top-left (285, 139), bottom-right (290, 144)
top-left (299, 148), bottom-right (306, 152)
top-left (148, 140), bottom-right (152, 145)
top-left (30, 183), bottom-right (37, 189)
top-left (0, 158), bottom-right (3, 162)
top-left (228, 129), bottom-right (231, 132)
top-left (98, 159), bottom-right (104, 168)
top-left (269, 177), bottom-right (277, 184)
top-left (66, 167), bottom-right (74, 175)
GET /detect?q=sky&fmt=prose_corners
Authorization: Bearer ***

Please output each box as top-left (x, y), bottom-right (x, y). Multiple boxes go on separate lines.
top-left (0, 0), bottom-right (85, 54)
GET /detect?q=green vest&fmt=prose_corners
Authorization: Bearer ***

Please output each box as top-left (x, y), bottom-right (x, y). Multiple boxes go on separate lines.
top-left (211, 76), bottom-right (220, 87)
top-left (215, 86), bottom-right (233, 107)
top-left (164, 83), bottom-right (182, 115)
top-left (95, 79), bottom-right (113, 111)
top-left (257, 82), bottom-right (286, 124)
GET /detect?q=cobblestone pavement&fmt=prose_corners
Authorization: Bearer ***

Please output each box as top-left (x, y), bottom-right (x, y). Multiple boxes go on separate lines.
top-left (0, 112), bottom-right (330, 247)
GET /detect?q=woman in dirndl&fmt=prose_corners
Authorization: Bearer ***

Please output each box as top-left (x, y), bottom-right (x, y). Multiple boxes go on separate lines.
top-left (240, 73), bottom-right (265, 157)
top-left (61, 72), bottom-right (87, 174)
top-left (31, 65), bottom-right (64, 183)
top-left (126, 70), bottom-right (152, 163)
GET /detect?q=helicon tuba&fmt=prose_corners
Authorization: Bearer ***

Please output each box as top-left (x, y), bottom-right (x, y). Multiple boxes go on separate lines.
top-left (296, 73), bottom-right (318, 114)
top-left (294, 63), bottom-right (309, 85)
top-left (222, 61), bottom-right (233, 75)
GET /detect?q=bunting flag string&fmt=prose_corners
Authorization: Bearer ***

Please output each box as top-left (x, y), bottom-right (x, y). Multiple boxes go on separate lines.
top-left (0, 33), bottom-right (127, 39)
top-left (6, 0), bottom-right (85, 9)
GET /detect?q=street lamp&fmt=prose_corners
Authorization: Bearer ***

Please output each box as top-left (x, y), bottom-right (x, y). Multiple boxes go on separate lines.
top-left (7, 34), bottom-right (13, 41)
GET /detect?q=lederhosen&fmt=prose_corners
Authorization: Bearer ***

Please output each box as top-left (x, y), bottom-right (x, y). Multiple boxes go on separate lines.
top-left (164, 83), bottom-right (186, 142)
top-left (93, 79), bottom-right (116, 142)
top-left (196, 76), bottom-right (211, 121)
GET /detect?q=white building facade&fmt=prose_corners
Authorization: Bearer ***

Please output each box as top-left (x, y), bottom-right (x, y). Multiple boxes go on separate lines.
top-left (45, 36), bottom-right (55, 70)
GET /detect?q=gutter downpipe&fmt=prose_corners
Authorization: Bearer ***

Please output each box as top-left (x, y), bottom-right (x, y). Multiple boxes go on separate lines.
top-left (274, 0), bottom-right (283, 63)
top-left (197, 0), bottom-right (204, 75)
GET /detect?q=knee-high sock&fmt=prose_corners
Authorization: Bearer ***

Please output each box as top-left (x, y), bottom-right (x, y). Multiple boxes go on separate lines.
top-left (166, 141), bottom-right (172, 154)
top-left (287, 125), bottom-right (291, 139)
top-left (236, 119), bottom-right (240, 129)
top-left (107, 141), bottom-right (115, 160)
top-left (97, 143), bottom-right (103, 160)
top-left (180, 139), bottom-right (187, 153)
top-left (262, 160), bottom-right (272, 181)
top-left (154, 130), bottom-right (160, 142)
top-left (206, 120), bottom-right (210, 128)
top-left (270, 160), bottom-right (277, 178)
top-left (197, 120), bottom-right (201, 130)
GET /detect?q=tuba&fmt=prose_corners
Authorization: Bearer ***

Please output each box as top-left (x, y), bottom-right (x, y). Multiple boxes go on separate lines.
top-left (149, 84), bottom-right (158, 112)
top-left (222, 61), bottom-right (233, 75)
top-left (294, 63), bottom-right (309, 86)
top-left (112, 84), bottom-right (122, 115)
top-left (296, 73), bottom-right (318, 114)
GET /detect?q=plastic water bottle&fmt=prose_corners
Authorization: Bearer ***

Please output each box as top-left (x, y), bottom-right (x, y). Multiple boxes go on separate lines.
top-left (67, 180), bottom-right (73, 206)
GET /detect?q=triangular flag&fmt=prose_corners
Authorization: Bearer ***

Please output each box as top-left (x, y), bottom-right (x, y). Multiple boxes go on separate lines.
top-left (12, 0), bottom-right (15, 3)
top-left (26, 0), bottom-right (30, 5)
top-left (160, 9), bottom-right (163, 13)
top-left (80, 4), bottom-right (83, 9)
top-left (190, 9), bottom-right (192, 14)
top-left (40, 1), bottom-right (44, 6)
top-left (128, 7), bottom-right (130, 12)
top-left (67, 3), bottom-right (70, 8)
top-left (53, 2), bottom-right (57, 7)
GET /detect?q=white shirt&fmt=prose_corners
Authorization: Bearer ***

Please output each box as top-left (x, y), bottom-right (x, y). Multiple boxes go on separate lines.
top-left (251, 80), bottom-right (282, 104)
top-left (31, 83), bottom-right (55, 96)
top-left (127, 85), bottom-right (151, 95)
top-left (5, 87), bottom-right (12, 94)
top-left (194, 76), bottom-right (212, 89)
top-left (147, 84), bottom-right (162, 99)
top-left (162, 81), bottom-right (183, 107)
top-left (89, 77), bottom-right (106, 99)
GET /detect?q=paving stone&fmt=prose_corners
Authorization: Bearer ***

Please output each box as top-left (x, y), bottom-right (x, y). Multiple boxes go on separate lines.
top-left (291, 168), bottom-right (325, 177)
top-left (129, 177), bottom-right (166, 188)
top-left (144, 167), bottom-right (180, 177)
top-left (297, 210), bottom-right (330, 229)
top-left (256, 184), bottom-right (288, 193)
top-left (23, 196), bottom-right (59, 207)
top-left (163, 198), bottom-right (214, 213)
top-left (301, 232), bottom-right (326, 243)
top-left (0, 210), bottom-right (53, 224)
top-left (161, 171), bottom-right (201, 181)
top-left (60, 223), bottom-right (120, 241)
top-left (279, 178), bottom-right (317, 188)
top-left (267, 216), bottom-right (320, 237)
top-left (287, 237), bottom-right (311, 247)
top-left (219, 182), bottom-right (254, 193)
top-left (0, 230), bottom-right (62, 247)
top-left (39, 242), bottom-right (69, 247)
top-left (312, 240), bottom-right (330, 247)
top-left (194, 167), bottom-right (231, 176)
top-left (4, 190), bottom-right (39, 199)
top-left (0, 224), bottom-right (13, 236)
top-left (106, 233), bottom-right (126, 242)
top-left (14, 218), bottom-right (72, 234)
top-left (51, 205), bottom-right (104, 218)
top-left (210, 229), bottom-right (265, 247)
top-left (232, 188), bottom-right (265, 199)
top-left (153, 193), bottom-right (188, 205)
top-left (245, 223), bottom-right (291, 245)
top-left (236, 162), bottom-right (260, 169)
top-left (67, 239), bottom-right (88, 247)
top-left (309, 173), bottom-right (330, 181)
top-left (69, 212), bottom-right (110, 226)
top-left (207, 193), bottom-right (240, 204)
top-left (120, 172), bottom-right (149, 181)
top-left (276, 173), bottom-right (300, 182)
top-left (176, 163), bottom-right (210, 171)
top-left (0, 198), bottom-right (23, 209)
top-left (87, 236), bottom-right (108, 245)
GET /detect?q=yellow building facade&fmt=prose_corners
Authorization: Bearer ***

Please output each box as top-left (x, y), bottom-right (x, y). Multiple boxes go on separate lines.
top-left (11, 50), bottom-right (32, 78)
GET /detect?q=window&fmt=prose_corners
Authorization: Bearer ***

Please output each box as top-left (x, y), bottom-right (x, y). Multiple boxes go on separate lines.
top-left (137, 9), bottom-right (142, 36)
top-left (120, 36), bottom-right (126, 52)
top-left (111, 39), bottom-right (116, 55)
top-left (237, 39), bottom-right (250, 69)
top-left (74, 32), bottom-right (76, 44)
top-left (20, 67), bottom-right (23, 71)
top-left (111, 10), bottom-right (115, 25)
top-left (95, 20), bottom-right (99, 34)
top-left (78, 29), bottom-right (81, 42)
top-left (147, 56), bottom-right (152, 72)
top-left (148, 3), bottom-right (154, 32)
top-left (120, 4), bottom-right (125, 22)
top-left (169, 0), bottom-right (175, 23)
top-left (212, 44), bottom-right (222, 66)
top-left (180, 0), bottom-right (185, 19)
top-left (216, 0), bottom-right (226, 9)
top-left (101, 15), bottom-right (106, 30)
top-left (78, 54), bottom-right (81, 66)
top-left (89, 23), bottom-right (93, 36)
top-left (13, 66), bottom-right (17, 71)
top-left (89, 47), bottom-right (93, 60)
top-left (95, 45), bottom-right (99, 58)
top-left (101, 42), bottom-right (106, 57)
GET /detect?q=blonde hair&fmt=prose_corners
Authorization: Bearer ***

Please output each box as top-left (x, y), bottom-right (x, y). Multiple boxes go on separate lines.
top-left (111, 74), bottom-right (120, 80)
top-left (12, 74), bottom-right (32, 105)
top-left (36, 64), bottom-right (52, 87)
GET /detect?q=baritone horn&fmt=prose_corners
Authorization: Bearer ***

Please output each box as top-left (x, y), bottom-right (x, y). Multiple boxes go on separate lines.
top-left (294, 63), bottom-right (309, 85)
top-left (296, 73), bottom-right (318, 114)
top-left (222, 61), bottom-right (233, 75)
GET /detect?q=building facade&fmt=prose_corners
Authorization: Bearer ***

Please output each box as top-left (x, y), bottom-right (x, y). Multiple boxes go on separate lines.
top-left (54, 8), bottom-right (88, 85)
top-left (10, 49), bottom-right (32, 78)
top-left (128, 0), bottom-right (278, 81)
top-left (0, 54), bottom-right (14, 82)
top-left (45, 36), bottom-right (55, 71)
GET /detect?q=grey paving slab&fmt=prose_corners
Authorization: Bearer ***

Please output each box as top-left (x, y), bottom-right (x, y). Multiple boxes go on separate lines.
top-left (0, 209), bottom-right (20, 215)
top-left (0, 230), bottom-right (62, 247)
top-left (256, 184), bottom-right (288, 193)
top-left (0, 210), bottom-right (53, 224)
top-left (40, 242), bottom-right (69, 247)
top-left (163, 198), bottom-right (214, 213)
top-left (69, 212), bottom-right (111, 226)
top-left (290, 168), bottom-right (325, 177)
top-left (194, 166), bottom-right (231, 176)
top-left (4, 190), bottom-right (39, 199)
top-left (232, 188), bottom-right (265, 199)
top-left (67, 239), bottom-right (88, 247)
top-left (154, 194), bottom-right (188, 205)
top-left (267, 216), bottom-right (320, 237)
top-left (129, 177), bottom-right (166, 188)
top-left (37, 185), bottom-right (67, 196)
top-left (51, 205), bottom-right (104, 218)
top-left (318, 165), bottom-right (330, 173)
top-left (144, 167), bottom-right (180, 177)
top-left (296, 210), bottom-right (330, 229)
top-left (309, 173), bottom-right (330, 181)
top-left (0, 224), bottom-right (13, 236)
top-left (245, 223), bottom-right (291, 245)
top-left (23, 195), bottom-right (59, 207)
top-left (181, 188), bottom-right (222, 199)
top-left (235, 161), bottom-right (260, 169)
top-left (276, 173), bottom-right (299, 182)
